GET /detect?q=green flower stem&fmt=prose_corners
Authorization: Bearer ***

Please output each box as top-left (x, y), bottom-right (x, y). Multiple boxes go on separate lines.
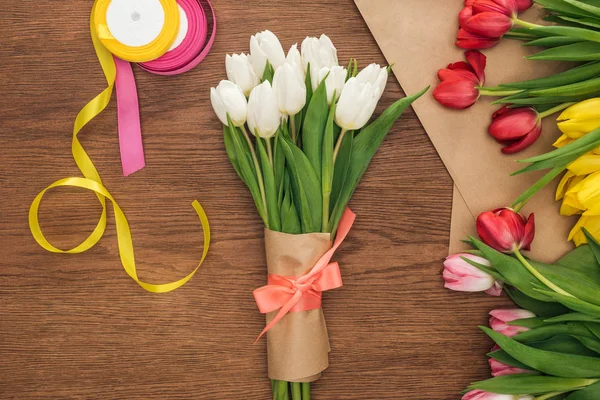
top-left (513, 18), bottom-right (542, 30)
top-left (514, 248), bottom-right (575, 298)
top-left (535, 392), bottom-right (565, 400)
top-left (291, 116), bottom-right (297, 144)
top-left (322, 189), bottom-right (331, 233)
top-left (275, 380), bottom-right (289, 400)
top-left (478, 87), bottom-right (523, 97)
top-left (272, 380), bottom-right (277, 400)
top-left (538, 102), bottom-right (576, 119)
top-left (266, 137), bottom-right (274, 166)
top-left (302, 382), bottom-right (311, 400)
top-left (242, 125), bottom-right (270, 229)
top-left (333, 129), bottom-right (348, 163)
top-left (512, 166), bottom-right (566, 213)
top-left (291, 382), bottom-right (302, 400)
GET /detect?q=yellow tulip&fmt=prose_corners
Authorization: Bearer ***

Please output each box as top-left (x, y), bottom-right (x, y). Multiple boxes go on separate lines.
top-left (569, 215), bottom-right (600, 246)
top-left (557, 120), bottom-right (600, 137)
top-left (577, 171), bottom-right (600, 213)
top-left (558, 98), bottom-right (600, 121)
top-left (567, 155), bottom-right (600, 176)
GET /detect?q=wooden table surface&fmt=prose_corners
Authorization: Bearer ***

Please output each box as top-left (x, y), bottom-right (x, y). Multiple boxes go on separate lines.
top-left (0, 1), bottom-right (513, 398)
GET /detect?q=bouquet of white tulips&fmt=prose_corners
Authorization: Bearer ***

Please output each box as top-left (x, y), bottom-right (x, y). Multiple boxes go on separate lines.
top-left (211, 30), bottom-right (427, 399)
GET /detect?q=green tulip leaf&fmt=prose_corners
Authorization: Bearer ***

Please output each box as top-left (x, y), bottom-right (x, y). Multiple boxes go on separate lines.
top-left (563, 0), bottom-right (600, 18)
top-left (528, 26), bottom-right (600, 44)
top-left (534, 288), bottom-right (600, 317)
top-left (575, 335), bottom-right (600, 355)
top-left (582, 229), bottom-right (600, 265)
top-left (279, 136), bottom-right (322, 233)
top-left (499, 61), bottom-right (600, 90)
top-left (520, 128), bottom-right (600, 164)
top-left (468, 375), bottom-right (598, 395)
top-left (557, 245), bottom-right (600, 280)
top-left (489, 349), bottom-right (535, 370)
top-left (536, 0), bottom-right (599, 18)
top-left (514, 322), bottom-right (597, 343)
top-left (529, 76), bottom-right (600, 97)
top-left (527, 42), bottom-right (600, 61)
top-left (482, 326), bottom-right (600, 378)
top-left (525, 36), bottom-right (583, 47)
top-left (329, 86), bottom-right (429, 233)
top-left (262, 61), bottom-right (275, 84)
top-left (469, 238), bottom-right (553, 302)
top-left (528, 335), bottom-right (600, 357)
top-left (559, 15), bottom-right (600, 30)
top-left (302, 78), bottom-right (329, 179)
top-left (224, 121), bottom-right (267, 226)
top-left (505, 286), bottom-right (570, 317)
top-left (546, 313), bottom-right (600, 324)
top-left (495, 92), bottom-right (600, 105)
top-left (530, 261), bottom-right (600, 307)
top-left (280, 176), bottom-right (301, 234)
top-left (566, 382), bottom-right (600, 400)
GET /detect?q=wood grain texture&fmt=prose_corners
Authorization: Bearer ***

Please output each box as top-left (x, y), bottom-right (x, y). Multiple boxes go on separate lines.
top-left (0, 1), bottom-right (512, 398)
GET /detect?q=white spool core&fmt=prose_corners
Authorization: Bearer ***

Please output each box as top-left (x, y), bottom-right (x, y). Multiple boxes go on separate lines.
top-left (168, 5), bottom-right (188, 51)
top-left (106, 0), bottom-right (166, 47)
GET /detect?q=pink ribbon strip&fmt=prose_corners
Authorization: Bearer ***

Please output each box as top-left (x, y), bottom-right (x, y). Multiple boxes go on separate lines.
top-left (114, 0), bottom-right (216, 176)
top-left (253, 208), bottom-right (356, 343)
top-left (114, 57), bottom-right (145, 176)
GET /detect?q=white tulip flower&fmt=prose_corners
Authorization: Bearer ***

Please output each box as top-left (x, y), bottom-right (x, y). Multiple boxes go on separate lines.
top-left (301, 34), bottom-right (338, 86)
top-left (210, 80), bottom-right (248, 127)
top-left (335, 77), bottom-right (382, 131)
top-left (273, 63), bottom-right (307, 116)
top-left (286, 44), bottom-right (305, 79)
top-left (226, 53), bottom-right (260, 97)
top-left (316, 65), bottom-right (347, 105)
top-left (356, 63), bottom-right (388, 103)
top-left (247, 81), bottom-right (282, 139)
top-left (249, 30), bottom-right (286, 79)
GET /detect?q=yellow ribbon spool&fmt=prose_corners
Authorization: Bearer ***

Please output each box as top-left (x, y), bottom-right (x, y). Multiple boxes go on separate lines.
top-left (94, 0), bottom-right (180, 62)
top-left (28, 0), bottom-right (209, 293)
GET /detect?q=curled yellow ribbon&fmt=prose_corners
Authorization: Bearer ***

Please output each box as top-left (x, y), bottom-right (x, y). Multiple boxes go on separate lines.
top-left (28, 0), bottom-right (209, 293)
top-left (94, 0), bottom-right (180, 62)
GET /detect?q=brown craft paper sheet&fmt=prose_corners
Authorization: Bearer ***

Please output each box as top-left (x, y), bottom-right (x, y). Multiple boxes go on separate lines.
top-left (355, 0), bottom-right (579, 262)
top-left (264, 229), bottom-right (333, 382)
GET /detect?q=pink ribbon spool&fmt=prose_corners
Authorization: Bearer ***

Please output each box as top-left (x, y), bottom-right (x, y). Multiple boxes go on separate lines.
top-left (114, 0), bottom-right (216, 176)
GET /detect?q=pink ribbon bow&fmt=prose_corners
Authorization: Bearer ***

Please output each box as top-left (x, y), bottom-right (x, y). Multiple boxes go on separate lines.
top-left (253, 208), bottom-right (356, 342)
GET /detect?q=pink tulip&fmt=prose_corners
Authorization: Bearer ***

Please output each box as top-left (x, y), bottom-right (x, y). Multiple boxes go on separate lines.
top-left (489, 309), bottom-right (536, 337)
top-left (463, 390), bottom-right (534, 400)
top-left (443, 253), bottom-right (503, 296)
top-left (489, 358), bottom-right (532, 376)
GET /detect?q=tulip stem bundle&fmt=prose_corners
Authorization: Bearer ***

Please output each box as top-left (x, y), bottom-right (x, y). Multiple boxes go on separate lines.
top-left (513, 248), bottom-right (574, 297)
top-left (212, 30), bottom-right (428, 399)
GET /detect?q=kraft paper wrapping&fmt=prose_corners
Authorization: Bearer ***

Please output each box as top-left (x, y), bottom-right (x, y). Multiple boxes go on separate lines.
top-left (354, 0), bottom-right (578, 262)
top-left (264, 229), bottom-right (333, 382)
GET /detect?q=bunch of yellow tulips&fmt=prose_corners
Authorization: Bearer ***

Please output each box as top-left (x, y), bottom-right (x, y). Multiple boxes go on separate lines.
top-left (554, 99), bottom-right (600, 246)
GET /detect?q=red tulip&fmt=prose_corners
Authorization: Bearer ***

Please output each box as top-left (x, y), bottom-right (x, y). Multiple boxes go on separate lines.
top-left (434, 50), bottom-right (486, 109)
top-left (489, 106), bottom-right (542, 154)
top-left (476, 208), bottom-right (535, 253)
top-left (464, 12), bottom-right (514, 38)
top-left (459, 6), bottom-right (474, 28)
top-left (516, 0), bottom-right (533, 12)
top-left (456, 28), bottom-right (502, 49)
top-left (472, 0), bottom-right (518, 16)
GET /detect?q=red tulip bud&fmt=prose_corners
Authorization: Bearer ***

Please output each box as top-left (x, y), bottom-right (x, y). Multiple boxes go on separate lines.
top-left (488, 106), bottom-right (542, 154)
top-left (464, 12), bottom-right (514, 38)
top-left (476, 208), bottom-right (535, 253)
top-left (472, 0), bottom-right (517, 16)
top-left (434, 51), bottom-right (486, 109)
top-left (456, 28), bottom-right (502, 49)
top-left (516, 0), bottom-right (533, 12)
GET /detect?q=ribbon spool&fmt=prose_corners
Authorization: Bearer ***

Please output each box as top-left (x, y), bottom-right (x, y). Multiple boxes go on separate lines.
top-left (28, 0), bottom-right (215, 293)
